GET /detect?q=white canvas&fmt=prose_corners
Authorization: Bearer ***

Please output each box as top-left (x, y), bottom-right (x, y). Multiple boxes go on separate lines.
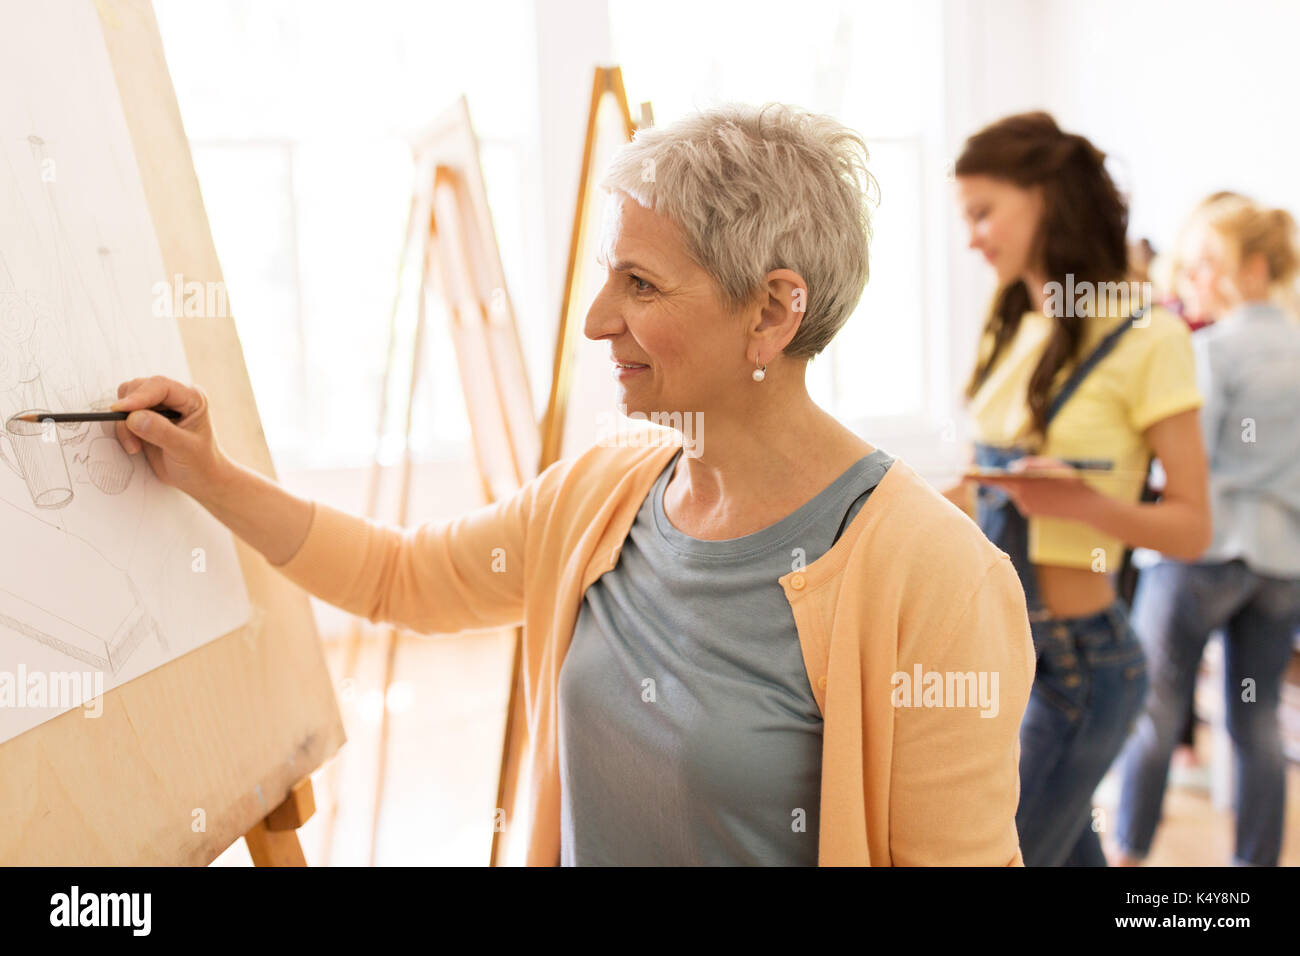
top-left (0, 0), bottom-right (251, 742)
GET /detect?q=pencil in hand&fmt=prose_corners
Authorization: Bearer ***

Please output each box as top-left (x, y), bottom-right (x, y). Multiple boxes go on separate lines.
top-left (9, 405), bottom-right (184, 424)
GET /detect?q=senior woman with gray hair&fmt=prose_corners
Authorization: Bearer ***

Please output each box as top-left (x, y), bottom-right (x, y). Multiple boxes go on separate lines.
top-left (110, 103), bottom-right (1034, 866)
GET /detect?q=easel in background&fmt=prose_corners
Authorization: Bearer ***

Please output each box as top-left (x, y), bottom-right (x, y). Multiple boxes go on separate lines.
top-left (319, 96), bottom-right (537, 866)
top-left (538, 67), bottom-right (650, 468)
top-left (321, 68), bottom-right (652, 866)
top-left (488, 67), bottom-right (652, 865)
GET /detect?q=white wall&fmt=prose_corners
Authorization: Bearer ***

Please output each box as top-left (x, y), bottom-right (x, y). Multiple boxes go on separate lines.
top-left (1041, 0), bottom-right (1300, 245)
top-left (954, 0), bottom-right (1300, 260)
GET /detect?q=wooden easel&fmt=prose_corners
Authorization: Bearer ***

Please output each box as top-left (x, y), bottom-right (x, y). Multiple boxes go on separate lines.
top-left (537, 67), bottom-right (648, 468)
top-left (491, 67), bottom-right (651, 865)
top-left (0, 0), bottom-right (345, 867)
top-left (244, 778), bottom-right (316, 866)
top-left (320, 98), bottom-right (538, 866)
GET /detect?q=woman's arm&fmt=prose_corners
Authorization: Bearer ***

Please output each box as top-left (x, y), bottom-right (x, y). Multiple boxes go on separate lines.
top-left (202, 457), bottom-right (314, 566)
top-left (112, 375), bottom-right (537, 634)
top-left (1075, 408), bottom-right (1211, 559)
top-left (973, 408), bottom-right (1212, 561)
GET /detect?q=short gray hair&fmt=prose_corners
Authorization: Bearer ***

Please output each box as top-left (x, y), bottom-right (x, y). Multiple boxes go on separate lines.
top-left (599, 102), bottom-right (876, 359)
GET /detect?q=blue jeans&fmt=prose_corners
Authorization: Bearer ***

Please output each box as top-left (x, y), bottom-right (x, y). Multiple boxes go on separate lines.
top-left (1115, 559), bottom-right (1300, 866)
top-left (1017, 602), bottom-right (1149, 866)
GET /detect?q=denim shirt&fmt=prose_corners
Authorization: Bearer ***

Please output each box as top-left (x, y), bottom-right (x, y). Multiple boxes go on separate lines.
top-left (1194, 301), bottom-right (1300, 576)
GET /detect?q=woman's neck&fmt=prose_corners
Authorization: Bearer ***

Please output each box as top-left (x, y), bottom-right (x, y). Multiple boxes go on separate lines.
top-left (1213, 292), bottom-right (1268, 321)
top-left (662, 386), bottom-right (873, 537)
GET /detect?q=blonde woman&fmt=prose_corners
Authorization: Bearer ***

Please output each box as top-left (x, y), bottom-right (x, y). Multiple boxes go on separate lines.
top-left (109, 104), bottom-right (1035, 866)
top-left (1115, 196), bottom-right (1300, 867)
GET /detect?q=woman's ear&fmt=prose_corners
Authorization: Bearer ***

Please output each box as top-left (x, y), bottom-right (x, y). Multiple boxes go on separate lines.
top-left (752, 268), bottom-right (808, 351)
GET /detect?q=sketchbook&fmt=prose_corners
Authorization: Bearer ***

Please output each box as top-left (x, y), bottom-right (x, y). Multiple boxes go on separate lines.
top-left (0, 0), bottom-right (251, 743)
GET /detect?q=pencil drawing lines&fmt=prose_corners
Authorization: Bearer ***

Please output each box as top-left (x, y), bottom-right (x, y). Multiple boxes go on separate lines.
top-left (0, 290), bottom-right (45, 391)
top-left (0, 0), bottom-right (252, 742)
top-left (0, 371), bottom-right (153, 672)
top-left (0, 495), bottom-right (158, 675)
top-left (4, 134), bottom-right (130, 410)
top-left (0, 137), bottom-right (160, 672)
top-left (77, 437), bottom-right (133, 495)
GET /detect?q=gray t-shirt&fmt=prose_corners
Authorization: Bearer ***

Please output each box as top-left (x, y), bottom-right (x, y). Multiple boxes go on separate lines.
top-left (558, 446), bottom-right (895, 865)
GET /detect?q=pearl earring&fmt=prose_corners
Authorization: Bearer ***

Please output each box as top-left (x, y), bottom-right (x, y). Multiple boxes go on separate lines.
top-left (752, 364), bottom-right (766, 382)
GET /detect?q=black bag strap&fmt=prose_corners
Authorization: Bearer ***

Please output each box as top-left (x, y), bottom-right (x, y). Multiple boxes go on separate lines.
top-left (1043, 305), bottom-right (1152, 604)
top-left (1044, 306), bottom-right (1147, 427)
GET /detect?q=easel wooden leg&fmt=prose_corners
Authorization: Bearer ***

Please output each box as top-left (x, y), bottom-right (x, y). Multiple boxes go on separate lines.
top-left (244, 778), bottom-right (316, 867)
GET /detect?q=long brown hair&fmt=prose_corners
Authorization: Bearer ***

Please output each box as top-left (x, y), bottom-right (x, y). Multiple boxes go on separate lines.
top-left (958, 112), bottom-right (1129, 438)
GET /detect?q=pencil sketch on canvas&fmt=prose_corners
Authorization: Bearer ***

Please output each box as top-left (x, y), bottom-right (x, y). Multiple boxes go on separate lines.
top-left (0, 0), bottom-right (252, 743)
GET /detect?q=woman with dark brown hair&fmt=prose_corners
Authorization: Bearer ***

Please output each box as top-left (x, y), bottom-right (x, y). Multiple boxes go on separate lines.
top-left (945, 112), bottom-right (1211, 866)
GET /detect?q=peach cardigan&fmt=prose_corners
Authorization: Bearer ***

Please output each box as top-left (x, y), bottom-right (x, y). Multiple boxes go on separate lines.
top-left (273, 434), bottom-right (1035, 865)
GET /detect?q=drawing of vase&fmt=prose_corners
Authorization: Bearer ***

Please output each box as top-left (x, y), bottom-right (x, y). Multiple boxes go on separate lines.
top-left (0, 374), bottom-right (72, 509)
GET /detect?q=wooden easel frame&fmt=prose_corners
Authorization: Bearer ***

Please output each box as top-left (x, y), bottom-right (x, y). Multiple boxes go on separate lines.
top-left (244, 779), bottom-right (316, 865)
top-left (320, 97), bottom-right (538, 865)
top-left (537, 67), bottom-right (646, 470)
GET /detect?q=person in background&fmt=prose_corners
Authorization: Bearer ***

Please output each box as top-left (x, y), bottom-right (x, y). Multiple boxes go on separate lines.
top-left (1114, 195), bottom-right (1300, 867)
top-left (1157, 191), bottom-right (1251, 330)
top-left (1129, 237), bottom-right (1156, 286)
top-left (946, 111), bottom-right (1211, 866)
top-left (1132, 194), bottom-right (1246, 778)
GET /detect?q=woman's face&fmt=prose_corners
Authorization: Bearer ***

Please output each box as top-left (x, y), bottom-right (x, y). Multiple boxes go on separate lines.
top-left (957, 174), bottom-right (1043, 287)
top-left (585, 191), bottom-right (750, 417)
top-left (1180, 221), bottom-right (1235, 320)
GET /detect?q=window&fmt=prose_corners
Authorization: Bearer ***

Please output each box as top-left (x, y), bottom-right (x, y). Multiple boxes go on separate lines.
top-left (609, 0), bottom-right (947, 429)
top-left (154, 0), bottom-right (541, 471)
top-left (155, 0), bottom-right (952, 469)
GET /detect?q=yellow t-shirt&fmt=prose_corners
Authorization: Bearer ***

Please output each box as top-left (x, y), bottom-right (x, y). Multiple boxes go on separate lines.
top-left (967, 305), bottom-right (1202, 571)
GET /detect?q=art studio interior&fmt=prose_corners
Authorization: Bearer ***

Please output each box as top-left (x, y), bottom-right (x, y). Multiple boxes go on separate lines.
top-left (1, 0), bottom-right (1298, 878)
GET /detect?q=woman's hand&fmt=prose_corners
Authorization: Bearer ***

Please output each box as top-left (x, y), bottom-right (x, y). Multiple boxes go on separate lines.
top-left (971, 455), bottom-right (1102, 520)
top-left (112, 375), bottom-right (315, 566)
top-left (110, 375), bottom-right (229, 498)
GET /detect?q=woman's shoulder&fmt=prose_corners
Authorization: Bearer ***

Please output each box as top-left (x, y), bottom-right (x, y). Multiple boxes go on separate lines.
top-left (533, 429), bottom-right (682, 513)
top-left (1095, 305), bottom-right (1196, 381)
top-left (1140, 304), bottom-right (1193, 337)
top-left (844, 459), bottom-right (1026, 639)
top-left (858, 459), bottom-right (1011, 577)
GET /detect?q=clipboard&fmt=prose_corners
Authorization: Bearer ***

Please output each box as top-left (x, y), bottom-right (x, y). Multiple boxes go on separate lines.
top-left (964, 465), bottom-right (1146, 480)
